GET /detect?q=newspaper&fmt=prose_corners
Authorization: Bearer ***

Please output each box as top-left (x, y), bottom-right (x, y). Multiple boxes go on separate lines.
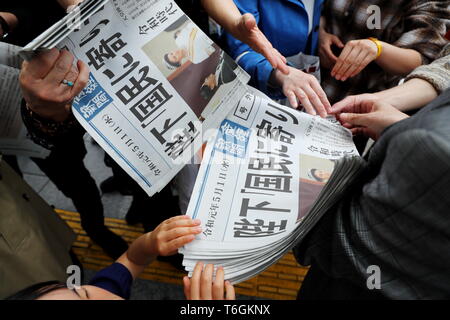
top-left (21, 0), bottom-right (250, 196)
top-left (0, 43), bottom-right (49, 158)
top-left (180, 94), bottom-right (367, 283)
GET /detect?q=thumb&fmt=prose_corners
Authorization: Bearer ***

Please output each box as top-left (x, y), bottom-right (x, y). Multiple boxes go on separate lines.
top-left (332, 35), bottom-right (345, 48)
top-left (242, 13), bottom-right (257, 31)
top-left (339, 112), bottom-right (370, 127)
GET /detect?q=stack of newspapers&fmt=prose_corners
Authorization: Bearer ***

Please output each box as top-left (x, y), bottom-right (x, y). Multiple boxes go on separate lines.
top-left (16, 0), bottom-right (366, 284)
top-left (180, 94), bottom-right (366, 283)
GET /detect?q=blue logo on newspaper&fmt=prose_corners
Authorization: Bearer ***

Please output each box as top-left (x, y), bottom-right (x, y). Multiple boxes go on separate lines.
top-left (214, 120), bottom-right (250, 158)
top-left (72, 73), bottom-right (112, 121)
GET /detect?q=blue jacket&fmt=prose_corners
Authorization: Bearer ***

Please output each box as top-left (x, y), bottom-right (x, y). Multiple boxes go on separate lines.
top-left (222, 0), bottom-right (323, 98)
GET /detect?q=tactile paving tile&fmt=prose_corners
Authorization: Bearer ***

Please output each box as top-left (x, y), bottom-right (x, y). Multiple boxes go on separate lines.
top-left (56, 209), bottom-right (309, 300)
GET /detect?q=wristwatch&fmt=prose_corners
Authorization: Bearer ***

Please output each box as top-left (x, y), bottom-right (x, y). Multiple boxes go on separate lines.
top-left (0, 15), bottom-right (10, 39)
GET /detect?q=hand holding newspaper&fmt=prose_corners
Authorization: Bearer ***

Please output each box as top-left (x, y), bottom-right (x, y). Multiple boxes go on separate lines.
top-left (0, 42), bottom-right (49, 158)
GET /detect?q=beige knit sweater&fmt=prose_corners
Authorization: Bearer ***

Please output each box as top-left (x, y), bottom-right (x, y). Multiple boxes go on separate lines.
top-left (406, 43), bottom-right (450, 93)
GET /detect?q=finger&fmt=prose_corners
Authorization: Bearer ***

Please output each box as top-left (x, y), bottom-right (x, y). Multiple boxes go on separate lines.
top-left (45, 50), bottom-right (75, 85)
top-left (200, 264), bottom-right (214, 300)
top-left (331, 44), bottom-right (354, 78)
top-left (331, 35), bottom-right (345, 48)
top-left (190, 262), bottom-right (204, 300)
top-left (26, 48), bottom-right (61, 79)
top-left (338, 48), bottom-right (364, 81)
top-left (183, 276), bottom-right (191, 300)
top-left (286, 90), bottom-right (298, 109)
top-left (339, 112), bottom-right (370, 127)
top-left (273, 48), bottom-right (289, 74)
top-left (64, 65), bottom-right (79, 83)
top-left (334, 46), bottom-right (359, 80)
top-left (225, 281), bottom-right (235, 300)
top-left (349, 54), bottom-right (374, 78)
top-left (163, 215), bottom-right (192, 227)
top-left (165, 218), bottom-right (201, 233)
top-left (69, 59), bottom-right (90, 98)
top-left (295, 88), bottom-right (316, 116)
top-left (342, 50), bottom-right (368, 81)
top-left (164, 234), bottom-right (196, 254)
top-left (275, 48), bottom-right (287, 64)
top-left (243, 13), bottom-right (257, 31)
top-left (212, 267), bottom-right (225, 300)
top-left (302, 85), bottom-right (327, 118)
top-left (164, 225), bottom-right (202, 242)
top-left (331, 96), bottom-right (356, 114)
top-left (309, 79), bottom-right (332, 114)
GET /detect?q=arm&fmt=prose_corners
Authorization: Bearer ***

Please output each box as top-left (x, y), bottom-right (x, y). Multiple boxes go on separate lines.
top-left (374, 42), bottom-right (422, 76)
top-left (331, 39), bottom-right (423, 81)
top-left (329, 0), bottom-right (449, 81)
top-left (200, 0), bottom-right (288, 74)
top-left (117, 215), bottom-right (201, 279)
top-left (331, 44), bottom-right (450, 114)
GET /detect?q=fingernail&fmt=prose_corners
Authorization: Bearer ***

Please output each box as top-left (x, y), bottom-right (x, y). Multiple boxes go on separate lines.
top-left (194, 227), bottom-right (202, 233)
top-left (193, 219), bottom-right (201, 225)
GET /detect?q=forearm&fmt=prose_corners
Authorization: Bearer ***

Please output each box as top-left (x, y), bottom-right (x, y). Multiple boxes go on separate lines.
top-left (374, 78), bottom-right (438, 112)
top-left (117, 233), bottom-right (156, 279)
top-left (201, 0), bottom-right (242, 38)
top-left (376, 42), bottom-right (422, 76)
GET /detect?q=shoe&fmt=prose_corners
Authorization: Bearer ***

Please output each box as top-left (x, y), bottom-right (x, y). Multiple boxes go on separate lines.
top-left (89, 227), bottom-right (129, 260)
top-left (157, 253), bottom-right (185, 271)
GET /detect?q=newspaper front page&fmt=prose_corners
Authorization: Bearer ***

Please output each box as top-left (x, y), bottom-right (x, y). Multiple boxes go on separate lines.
top-left (181, 93), bottom-right (361, 282)
top-left (29, 0), bottom-right (250, 196)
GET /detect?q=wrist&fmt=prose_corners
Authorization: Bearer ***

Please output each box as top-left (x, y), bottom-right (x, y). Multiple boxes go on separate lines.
top-left (26, 102), bottom-right (71, 123)
top-left (367, 38), bottom-right (383, 59)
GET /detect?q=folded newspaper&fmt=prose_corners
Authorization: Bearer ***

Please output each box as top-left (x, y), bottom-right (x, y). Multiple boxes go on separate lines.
top-left (17, 0), bottom-right (367, 283)
top-left (180, 93), bottom-right (366, 283)
top-left (20, 0), bottom-right (249, 196)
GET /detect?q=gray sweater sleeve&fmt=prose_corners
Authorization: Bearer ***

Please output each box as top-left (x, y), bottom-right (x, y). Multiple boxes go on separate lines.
top-left (405, 43), bottom-right (450, 93)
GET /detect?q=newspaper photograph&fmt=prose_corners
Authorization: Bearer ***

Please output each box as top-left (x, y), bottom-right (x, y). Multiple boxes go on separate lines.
top-left (180, 93), bottom-right (366, 283)
top-left (21, 0), bottom-right (249, 196)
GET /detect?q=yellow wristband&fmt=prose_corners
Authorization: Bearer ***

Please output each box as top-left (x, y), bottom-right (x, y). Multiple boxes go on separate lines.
top-left (368, 37), bottom-right (382, 59)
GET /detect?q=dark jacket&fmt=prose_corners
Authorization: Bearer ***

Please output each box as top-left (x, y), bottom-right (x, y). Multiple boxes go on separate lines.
top-left (295, 89), bottom-right (450, 299)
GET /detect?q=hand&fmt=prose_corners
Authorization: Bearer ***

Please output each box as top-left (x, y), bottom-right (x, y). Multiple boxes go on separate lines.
top-left (331, 93), bottom-right (380, 114)
top-left (20, 48), bottom-right (89, 122)
top-left (234, 13), bottom-right (289, 75)
top-left (183, 262), bottom-right (235, 300)
top-left (318, 28), bottom-right (344, 70)
top-left (333, 99), bottom-right (409, 140)
top-left (331, 39), bottom-right (378, 81)
top-left (147, 215), bottom-right (202, 257)
top-left (272, 66), bottom-right (331, 117)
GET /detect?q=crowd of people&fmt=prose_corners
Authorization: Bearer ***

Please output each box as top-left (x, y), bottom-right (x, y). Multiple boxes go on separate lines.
top-left (0, 0), bottom-right (449, 300)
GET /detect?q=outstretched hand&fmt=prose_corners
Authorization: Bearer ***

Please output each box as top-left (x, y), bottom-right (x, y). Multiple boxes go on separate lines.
top-left (235, 13), bottom-right (289, 75)
top-left (332, 97), bottom-right (409, 140)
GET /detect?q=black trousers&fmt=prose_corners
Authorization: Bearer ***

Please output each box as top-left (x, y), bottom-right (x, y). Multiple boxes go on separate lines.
top-left (32, 135), bottom-right (105, 237)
